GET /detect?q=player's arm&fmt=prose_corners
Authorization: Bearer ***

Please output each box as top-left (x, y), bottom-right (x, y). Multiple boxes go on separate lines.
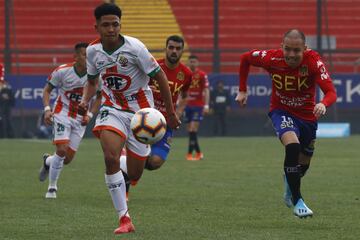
top-left (203, 87), bottom-right (210, 114)
top-left (236, 52), bottom-right (253, 107)
top-left (313, 59), bottom-right (337, 118)
top-left (236, 50), bottom-right (269, 107)
top-left (176, 91), bottom-right (188, 117)
top-left (81, 89), bottom-right (102, 126)
top-left (153, 69), bottom-right (180, 129)
top-left (42, 83), bottom-right (55, 125)
top-left (79, 75), bottom-right (98, 115)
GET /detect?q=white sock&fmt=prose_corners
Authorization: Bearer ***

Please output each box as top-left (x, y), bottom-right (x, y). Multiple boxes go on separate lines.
top-left (48, 153), bottom-right (65, 190)
top-left (119, 156), bottom-right (128, 174)
top-left (105, 171), bottom-right (128, 217)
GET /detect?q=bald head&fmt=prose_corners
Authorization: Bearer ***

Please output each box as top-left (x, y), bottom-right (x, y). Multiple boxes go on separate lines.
top-left (283, 29), bottom-right (306, 44)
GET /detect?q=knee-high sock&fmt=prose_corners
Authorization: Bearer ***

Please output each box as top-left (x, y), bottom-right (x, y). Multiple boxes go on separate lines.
top-left (284, 143), bottom-right (302, 204)
top-left (105, 171), bottom-right (128, 217)
top-left (193, 132), bottom-right (201, 153)
top-left (48, 153), bottom-right (65, 190)
top-left (188, 132), bottom-right (196, 154)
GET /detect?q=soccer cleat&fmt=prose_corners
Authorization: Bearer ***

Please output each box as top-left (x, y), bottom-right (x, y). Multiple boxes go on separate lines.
top-left (293, 198), bottom-right (313, 218)
top-left (39, 153), bottom-right (50, 182)
top-left (193, 152), bottom-right (203, 161)
top-left (186, 153), bottom-right (193, 161)
top-left (114, 215), bottom-right (135, 234)
top-left (283, 174), bottom-right (293, 208)
top-left (45, 188), bottom-right (57, 199)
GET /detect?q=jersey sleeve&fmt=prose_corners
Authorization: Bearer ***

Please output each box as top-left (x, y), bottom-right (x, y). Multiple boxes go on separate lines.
top-left (239, 49), bottom-right (272, 91)
top-left (47, 67), bottom-right (62, 88)
top-left (203, 73), bottom-right (209, 88)
top-left (86, 46), bottom-right (99, 79)
top-left (311, 53), bottom-right (337, 107)
top-left (136, 44), bottom-right (161, 78)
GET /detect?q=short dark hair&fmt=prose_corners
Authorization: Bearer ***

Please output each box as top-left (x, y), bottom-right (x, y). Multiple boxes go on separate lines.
top-left (283, 29), bottom-right (306, 43)
top-left (94, 3), bottom-right (122, 21)
top-left (188, 55), bottom-right (198, 60)
top-left (166, 35), bottom-right (184, 48)
top-left (74, 42), bottom-right (89, 52)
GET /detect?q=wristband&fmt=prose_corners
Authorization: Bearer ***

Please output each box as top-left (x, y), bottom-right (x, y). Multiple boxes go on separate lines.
top-left (87, 112), bottom-right (94, 119)
top-left (44, 106), bottom-right (51, 112)
top-left (204, 105), bottom-right (209, 109)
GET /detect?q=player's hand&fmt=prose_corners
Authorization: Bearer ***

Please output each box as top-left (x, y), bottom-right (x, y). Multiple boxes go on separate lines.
top-left (203, 105), bottom-right (210, 115)
top-left (168, 113), bottom-right (181, 130)
top-left (81, 112), bottom-right (94, 126)
top-left (313, 103), bottom-right (326, 119)
top-left (78, 101), bottom-right (89, 116)
top-left (44, 110), bottom-right (53, 126)
top-left (235, 91), bottom-right (248, 107)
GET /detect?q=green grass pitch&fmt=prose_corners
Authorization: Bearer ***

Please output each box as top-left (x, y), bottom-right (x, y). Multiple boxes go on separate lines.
top-left (0, 136), bottom-right (359, 240)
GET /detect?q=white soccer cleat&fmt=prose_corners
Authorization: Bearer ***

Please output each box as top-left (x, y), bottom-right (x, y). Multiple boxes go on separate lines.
top-left (39, 153), bottom-right (50, 182)
top-left (45, 188), bottom-right (57, 199)
top-left (283, 174), bottom-right (293, 208)
top-left (293, 198), bottom-right (313, 218)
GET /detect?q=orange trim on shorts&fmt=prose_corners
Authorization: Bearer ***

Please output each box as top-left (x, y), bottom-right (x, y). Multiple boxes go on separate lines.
top-left (126, 147), bottom-right (148, 161)
top-left (92, 125), bottom-right (127, 140)
top-left (53, 139), bottom-right (70, 145)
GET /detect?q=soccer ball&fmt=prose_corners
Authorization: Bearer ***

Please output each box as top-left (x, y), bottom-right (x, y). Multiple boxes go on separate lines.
top-left (130, 108), bottom-right (167, 144)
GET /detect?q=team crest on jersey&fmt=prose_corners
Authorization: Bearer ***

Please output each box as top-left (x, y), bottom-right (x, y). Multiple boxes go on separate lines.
top-left (117, 55), bottom-right (128, 67)
top-left (177, 71), bottom-right (185, 81)
top-left (299, 65), bottom-right (308, 76)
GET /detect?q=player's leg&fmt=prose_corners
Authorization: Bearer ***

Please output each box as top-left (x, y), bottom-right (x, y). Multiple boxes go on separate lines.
top-left (45, 142), bottom-right (68, 198)
top-left (145, 127), bottom-right (173, 170)
top-left (93, 108), bottom-right (134, 234)
top-left (184, 106), bottom-right (195, 160)
top-left (269, 110), bottom-right (312, 216)
top-left (63, 120), bottom-right (86, 165)
top-left (188, 106), bottom-right (204, 160)
top-left (41, 116), bottom-right (70, 198)
top-left (99, 130), bottom-right (134, 234)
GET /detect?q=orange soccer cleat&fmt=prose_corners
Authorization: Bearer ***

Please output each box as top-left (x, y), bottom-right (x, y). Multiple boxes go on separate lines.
top-left (193, 152), bottom-right (203, 161)
top-left (114, 215), bottom-right (135, 234)
top-left (186, 153), bottom-right (193, 161)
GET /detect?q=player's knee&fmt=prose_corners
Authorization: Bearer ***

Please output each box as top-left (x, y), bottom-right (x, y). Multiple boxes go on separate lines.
top-left (284, 143), bottom-right (301, 167)
top-left (55, 147), bottom-right (67, 158)
top-left (63, 157), bottom-right (72, 165)
top-left (145, 156), bottom-right (164, 171)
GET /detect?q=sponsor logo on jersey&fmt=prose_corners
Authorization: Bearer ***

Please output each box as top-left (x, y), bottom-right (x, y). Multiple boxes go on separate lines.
top-left (177, 71), bottom-right (185, 81)
top-left (261, 51), bottom-right (267, 58)
top-left (252, 51), bottom-right (260, 57)
top-left (299, 65), bottom-right (309, 77)
top-left (118, 55), bottom-right (128, 67)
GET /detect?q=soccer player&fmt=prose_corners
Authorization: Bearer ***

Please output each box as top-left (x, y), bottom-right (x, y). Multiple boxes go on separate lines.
top-left (119, 35), bottom-right (192, 194)
top-left (38, 42), bottom-right (101, 198)
top-left (78, 4), bottom-right (180, 234)
top-left (236, 29), bottom-right (337, 218)
top-left (184, 55), bottom-right (210, 161)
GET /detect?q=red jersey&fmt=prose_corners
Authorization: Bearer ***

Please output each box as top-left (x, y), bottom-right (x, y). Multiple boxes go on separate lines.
top-left (187, 68), bottom-right (209, 107)
top-left (0, 63), bottom-right (4, 81)
top-left (239, 49), bottom-right (337, 122)
top-left (149, 58), bottom-right (192, 118)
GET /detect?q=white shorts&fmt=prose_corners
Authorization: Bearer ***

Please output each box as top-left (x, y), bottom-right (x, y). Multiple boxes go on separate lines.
top-left (53, 114), bottom-right (86, 151)
top-left (93, 106), bottom-right (150, 160)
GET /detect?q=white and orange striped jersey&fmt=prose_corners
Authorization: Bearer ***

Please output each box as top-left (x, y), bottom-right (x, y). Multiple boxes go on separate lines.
top-left (48, 63), bottom-right (87, 121)
top-left (87, 35), bottom-right (160, 113)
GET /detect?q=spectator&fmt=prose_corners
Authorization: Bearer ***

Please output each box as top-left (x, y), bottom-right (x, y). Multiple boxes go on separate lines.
top-left (210, 80), bottom-right (231, 136)
top-left (0, 63), bottom-right (15, 138)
